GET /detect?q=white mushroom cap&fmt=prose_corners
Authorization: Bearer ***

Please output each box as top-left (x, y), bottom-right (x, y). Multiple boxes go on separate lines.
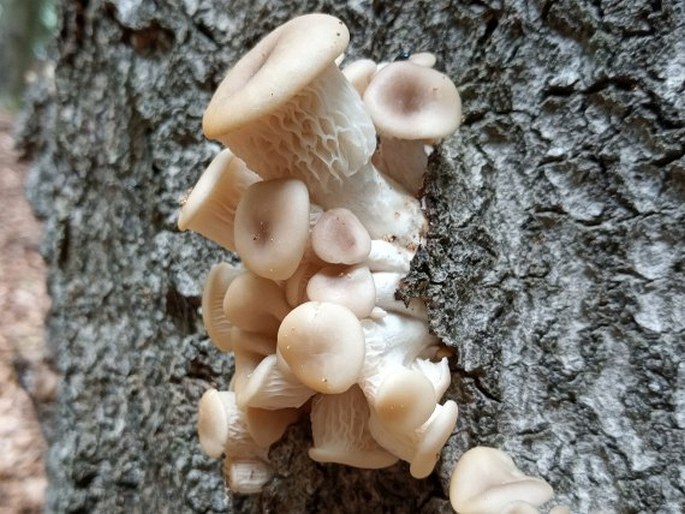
top-left (201, 263), bottom-right (241, 352)
top-left (223, 272), bottom-right (290, 336)
top-left (203, 14), bottom-right (350, 138)
top-left (178, 149), bottom-right (260, 251)
top-left (363, 61), bottom-right (461, 141)
top-left (306, 264), bottom-right (376, 319)
top-left (234, 178), bottom-right (311, 280)
top-left (449, 447), bottom-right (554, 514)
top-left (277, 301), bottom-right (365, 394)
top-left (309, 386), bottom-right (398, 469)
top-left (236, 353), bottom-right (316, 410)
top-left (311, 208), bottom-right (372, 265)
top-left (245, 406), bottom-right (301, 448)
top-left (341, 58), bottom-right (378, 96)
top-left (373, 369), bottom-right (436, 432)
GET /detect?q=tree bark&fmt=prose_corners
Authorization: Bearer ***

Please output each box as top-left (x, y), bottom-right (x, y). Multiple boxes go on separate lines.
top-left (18, 0), bottom-right (684, 512)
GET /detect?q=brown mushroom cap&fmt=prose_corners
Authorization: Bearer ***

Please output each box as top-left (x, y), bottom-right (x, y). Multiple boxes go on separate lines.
top-left (234, 179), bottom-right (311, 280)
top-left (363, 61), bottom-right (461, 140)
top-left (203, 14), bottom-right (349, 139)
top-left (277, 301), bottom-right (365, 394)
top-left (311, 208), bottom-right (372, 265)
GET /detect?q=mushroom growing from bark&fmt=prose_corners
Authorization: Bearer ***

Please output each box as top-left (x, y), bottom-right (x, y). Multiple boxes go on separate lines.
top-left (449, 447), bottom-right (554, 514)
top-left (364, 61), bottom-right (461, 195)
top-left (202, 13), bottom-right (425, 247)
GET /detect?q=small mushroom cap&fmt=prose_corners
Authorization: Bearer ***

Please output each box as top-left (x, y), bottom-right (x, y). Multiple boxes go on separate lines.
top-left (341, 58), bottom-right (378, 96)
top-left (374, 369), bottom-right (436, 432)
top-left (363, 61), bottom-right (461, 140)
top-left (203, 14), bottom-right (349, 139)
top-left (306, 264), bottom-right (376, 319)
top-left (234, 178), bottom-right (311, 280)
top-left (201, 263), bottom-right (241, 352)
top-left (449, 446), bottom-right (554, 514)
top-left (408, 52), bottom-right (437, 68)
top-left (311, 208), bottom-right (372, 265)
top-left (197, 388), bottom-right (231, 458)
top-left (277, 301), bottom-right (365, 394)
top-left (223, 272), bottom-right (290, 336)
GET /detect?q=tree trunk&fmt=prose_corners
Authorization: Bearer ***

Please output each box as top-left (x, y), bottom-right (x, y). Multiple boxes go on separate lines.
top-left (18, 0), bottom-right (684, 512)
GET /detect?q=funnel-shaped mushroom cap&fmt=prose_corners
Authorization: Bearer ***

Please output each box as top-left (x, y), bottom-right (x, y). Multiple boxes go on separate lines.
top-left (374, 369), bottom-right (436, 432)
top-left (178, 149), bottom-right (260, 251)
top-left (277, 301), bottom-right (365, 394)
top-left (449, 447), bottom-right (554, 514)
top-left (234, 179), bottom-right (310, 280)
top-left (204, 14), bottom-right (349, 138)
top-left (201, 263), bottom-right (241, 352)
top-left (363, 61), bottom-right (461, 140)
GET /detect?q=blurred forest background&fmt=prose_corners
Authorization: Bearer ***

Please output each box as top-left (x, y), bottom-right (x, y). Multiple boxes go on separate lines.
top-left (0, 0), bottom-right (56, 108)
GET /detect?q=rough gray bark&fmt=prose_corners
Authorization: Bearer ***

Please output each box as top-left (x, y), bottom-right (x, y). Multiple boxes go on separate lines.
top-left (18, 0), bottom-right (684, 512)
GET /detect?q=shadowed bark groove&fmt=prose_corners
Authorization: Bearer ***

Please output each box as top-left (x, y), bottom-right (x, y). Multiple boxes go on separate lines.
top-left (18, 0), bottom-right (684, 512)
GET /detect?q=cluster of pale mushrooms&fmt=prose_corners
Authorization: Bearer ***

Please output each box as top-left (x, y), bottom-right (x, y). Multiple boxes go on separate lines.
top-left (178, 13), bottom-right (565, 514)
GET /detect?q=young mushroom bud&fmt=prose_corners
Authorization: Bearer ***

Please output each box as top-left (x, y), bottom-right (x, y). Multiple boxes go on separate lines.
top-left (364, 61), bottom-right (461, 196)
top-left (201, 262), bottom-right (241, 352)
top-left (234, 178), bottom-right (311, 280)
top-left (449, 447), bottom-right (554, 514)
top-left (277, 301), bottom-right (365, 394)
top-left (311, 208), bottom-right (372, 265)
top-left (178, 149), bottom-right (260, 251)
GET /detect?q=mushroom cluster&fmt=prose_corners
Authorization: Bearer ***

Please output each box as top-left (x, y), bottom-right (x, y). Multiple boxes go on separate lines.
top-left (177, 15), bottom-right (555, 512)
top-left (179, 13), bottom-right (461, 494)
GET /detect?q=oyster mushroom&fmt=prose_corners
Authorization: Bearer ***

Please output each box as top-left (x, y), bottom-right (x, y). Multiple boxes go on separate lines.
top-left (201, 262), bottom-right (241, 352)
top-left (364, 61), bottom-right (461, 196)
top-left (202, 13), bottom-right (425, 247)
top-left (277, 301), bottom-right (365, 394)
top-left (178, 149), bottom-right (259, 251)
top-left (449, 447), bottom-right (554, 514)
